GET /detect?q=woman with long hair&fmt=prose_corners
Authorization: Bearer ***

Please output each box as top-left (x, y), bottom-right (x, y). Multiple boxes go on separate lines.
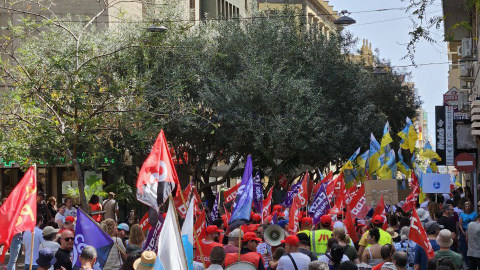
top-left (47, 196), bottom-right (57, 221)
top-left (333, 227), bottom-right (360, 264)
top-left (102, 218), bottom-right (127, 270)
top-left (88, 195), bottom-right (102, 222)
top-left (318, 238), bottom-right (350, 269)
top-left (127, 224), bottom-right (145, 249)
top-left (459, 201), bottom-right (478, 266)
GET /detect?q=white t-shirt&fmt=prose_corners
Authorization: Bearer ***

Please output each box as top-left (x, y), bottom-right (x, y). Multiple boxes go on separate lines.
top-left (65, 207), bottom-right (77, 218)
top-left (277, 252), bottom-right (311, 270)
top-left (23, 227), bottom-right (45, 265)
top-left (55, 213), bottom-right (65, 224)
top-left (318, 253), bottom-right (350, 265)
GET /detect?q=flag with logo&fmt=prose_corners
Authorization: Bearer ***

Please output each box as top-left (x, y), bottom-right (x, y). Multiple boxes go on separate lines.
top-left (174, 184), bottom-right (192, 219)
top-left (144, 213), bottom-right (165, 253)
top-left (421, 141), bottom-right (442, 161)
top-left (399, 117), bottom-right (418, 153)
top-left (230, 155), bottom-right (254, 224)
top-left (282, 180), bottom-right (301, 208)
top-left (344, 204), bottom-right (359, 243)
top-left (409, 208), bottom-right (435, 259)
top-left (288, 196), bottom-right (300, 234)
top-left (348, 184), bottom-right (368, 220)
top-left (73, 208), bottom-right (114, 270)
top-left (136, 130), bottom-right (181, 210)
top-left (209, 192), bottom-right (220, 224)
top-left (262, 188), bottom-right (273, 220)
top-left (308, 183), bottom-right (330, 225)
top-left (380, 122), bottom-right (393, 155)
top-left (297, 172), bottom-right (310, 208)
top-left (396, 149), bottom-right (411, 178)
top-left (224, 182), bottom-right (241, 204)
top-left (194, 209), bottom-right (207, 241)
top-left (378, 149), bottom-right (397, 180)
top-left (0, 166), bottom-right (37, 262)
top-left (253, 171), bottom-right (263, 214)
top-left (154, 196), bottom-right (188, 270)
top-left (368, 133), bottom-right (381, 176)
top-left (372, 195), bottom-right (388, 230)
top-left (182, 198), bottom-right (195, 270)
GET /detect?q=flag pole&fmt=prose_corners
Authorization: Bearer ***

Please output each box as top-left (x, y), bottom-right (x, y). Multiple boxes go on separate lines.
top-left (29, 164), bottom-right (37, 270)
top-left (168, 195), bottom-right (189, 268)
top-left (238, 229), bottom-right (242, 262)
top-left (179, 183), bottom-right (206, 269)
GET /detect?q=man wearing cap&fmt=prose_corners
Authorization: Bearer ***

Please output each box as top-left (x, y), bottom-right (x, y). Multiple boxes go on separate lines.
top-left (117, 223), bottom-right (130, 247)
top-left (103, 192), bottom-right (118, 222)
top-left (39, 226), bottom-right (60, 255)
top-left (298, 217), bottom-right (313, 237)
top-left (224, 228), bottom-right (243, 253)
top-left (297, 232), bottom-right (317, 261)
top-left (36, 249), bottom-right (57, 270)
top-left (277, 235), bottom-right (311, 270)
top-left (197, 225), bottom-right (224, 267)
top-left (59, 216), bottom-right (75, 232)
top-left (434, 229), bottom-right (463, 270)
top-left (358, 215), bottom-right (393, 261)
top-left (413, 221), bottom-right (441, 270)
top-left (310, 215), bottom-right (333, 257)
top-left (224, 232), bottom-right (265, 270)
top-left (256, 224), bottom-right (273, 269)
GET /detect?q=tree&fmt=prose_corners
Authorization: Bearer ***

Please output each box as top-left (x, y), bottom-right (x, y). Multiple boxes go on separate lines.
top-left (0, 0), bottom-right (156, 209)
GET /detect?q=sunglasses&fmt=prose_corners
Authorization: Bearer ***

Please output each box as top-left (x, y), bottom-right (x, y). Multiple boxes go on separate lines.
top-left (63, 237), bottom-right (74, 242)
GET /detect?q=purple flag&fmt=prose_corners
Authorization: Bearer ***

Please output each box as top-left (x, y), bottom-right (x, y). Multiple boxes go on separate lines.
top-left (229, 155), bottom-right (254, 224)
top-left (282, 181), bottom-right (301, 208)
top-left (209, 192), bottom-right (220, 224)
top-left (253, 171), bottom-right (263, 214)
top-left (308, 183), bottom-right (330, 225)
top-left (144, 213), bottom-right (165, 253)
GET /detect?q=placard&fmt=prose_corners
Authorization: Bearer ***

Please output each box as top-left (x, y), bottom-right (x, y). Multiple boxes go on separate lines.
top-left (421, 173), bottom-right (451, 193)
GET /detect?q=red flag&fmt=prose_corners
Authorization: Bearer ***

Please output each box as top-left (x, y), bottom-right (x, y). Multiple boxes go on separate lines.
top-left (278, 174), bottom-right (288, 189)
top-left (327, 173), bottom-right (345, 206)
top-left (321, 171), bottom-right (333, 184)
top-left (224, 182), bottom-right (241, 204)
top-left (409, 208), bottom-right (435, 259)
top-left (372, 195), bottom-right (388, 230)
top-left (0, 167), bottom-right (37, 262)
top-left (297, 173), bottom-right (309, 208)
top-left (348, 184), bottom-right (368, 220)
top-left (136, 130), bottom-right (181, 210)
top-left (410, 171), bottom-right (419, 189)
top-left (139, 212), bottom-right (152, 232)
top-left (344, 205), bottom-right (359, 243)
top-left (288, 196), bottom-right (300, 234)
top-left (403, 185), bottom-right (420, 212)
top-left (194, 209), bottom-right (207, 240)
top-left (173, 184), bottom-right (192, 218)
top-left (192, 187), bottom-right (202, 213)
top-left (346, 185), bottom-right (358, 205)
top-left (262, 188), bottom-right (273, 220)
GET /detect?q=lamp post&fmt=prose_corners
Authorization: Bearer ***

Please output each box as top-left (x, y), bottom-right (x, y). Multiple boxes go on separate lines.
top-left (334, 10), bottom-right (356, 26)
top-left (147, 20), bottom-right (167, 33)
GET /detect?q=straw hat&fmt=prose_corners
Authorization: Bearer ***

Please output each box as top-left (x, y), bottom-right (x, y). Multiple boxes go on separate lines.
top-left (436, 229), bottom-right (453, 248)
top-left (386, 227), bottom-right (399, 239)
top-left (134, 251), bottom-right (156, 270)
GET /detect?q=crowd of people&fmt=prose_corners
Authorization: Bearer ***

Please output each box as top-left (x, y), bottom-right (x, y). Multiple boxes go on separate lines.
top-left (1, 186), bottom-right (480, 270)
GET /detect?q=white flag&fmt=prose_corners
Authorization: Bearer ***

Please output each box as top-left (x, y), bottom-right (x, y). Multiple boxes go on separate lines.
top-left (181, 198), bottom-right (194, 270)
top-left (154, 196), bottom-right (188, 270)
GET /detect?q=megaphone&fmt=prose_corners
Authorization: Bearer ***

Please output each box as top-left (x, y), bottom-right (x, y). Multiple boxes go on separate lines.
top-left (225, 262), bottom-right (257, 270)
top-left (263, 225), bottom-right (285, 246)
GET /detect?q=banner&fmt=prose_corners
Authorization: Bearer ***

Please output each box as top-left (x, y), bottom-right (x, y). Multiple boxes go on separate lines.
top-left (282, 181), bottom-right (301, 208)
top-left (421, 173), bottom-right (450, 193)
top-left (139, 212), bottom-right (151, 232)
top-left (174, 184), bottom-right (192, 219)
top-left (348, 184), bottom-right (368, 220)
top-left (262, 188), bottom-right (273, 220)
top-left (409, 208), bottom-right (435, 259)
top-left (144, 213), bottom-right (165, 253)
top-left (372, 195), bottom-right (387, 230)
top-left (253, 172), bottom-right (263, 214)
top-left (224, 183), bottom-right (241, 204)
top-left (288, 196), bottom-right (300, 234)
top-left (194, 209), bottom-right (207, 241)
top-left (297, 173), bottom-right (309, 208)
top-left (308, 183), bottom-right (330, 225)
top-left (210, 192), bottom-right (220, 223)
top-left (229, 156), bottom-right (254, 224)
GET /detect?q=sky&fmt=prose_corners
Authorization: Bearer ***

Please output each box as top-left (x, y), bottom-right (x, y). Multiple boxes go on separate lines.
top-left (328, 0), bottom-right (448, 146)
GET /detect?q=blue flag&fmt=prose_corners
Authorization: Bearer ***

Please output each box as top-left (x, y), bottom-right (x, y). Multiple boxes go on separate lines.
top-left (209, 192), bottom-right (220, 224)
top-left (282, 181), bottom-right (301, 208)
top-left (253, 171), bottom-right (263, 214)
top-left (72, 209), bottom-right (114, 270)
top-left (229, 155), bottom-right (254, 224)
top-left (308, 183), bottom-right (330, 225)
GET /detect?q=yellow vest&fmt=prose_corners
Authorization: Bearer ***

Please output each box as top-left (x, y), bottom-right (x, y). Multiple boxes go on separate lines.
top-left (298, 230), bottom-right (311, 237)
top-left (310, 229), bottom-right (332, 256)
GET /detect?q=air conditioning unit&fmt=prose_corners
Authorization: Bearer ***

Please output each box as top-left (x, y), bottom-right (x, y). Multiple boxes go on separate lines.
top-left (458, 88), bottom-right (470, 112)
top-left (462, 38), bottom-right (473, 58)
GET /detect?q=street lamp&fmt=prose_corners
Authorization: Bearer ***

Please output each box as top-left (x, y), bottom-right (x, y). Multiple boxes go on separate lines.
top-left (147, 21), bottom-right (167, 33)
top-left (334, 10), bottom-right (356, 26)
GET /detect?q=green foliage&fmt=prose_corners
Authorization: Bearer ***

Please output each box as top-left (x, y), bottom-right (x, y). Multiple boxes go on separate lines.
top-left (104, 182), bottom-right (138, 207)
top-left (66, 180), bottom-right (107, 201)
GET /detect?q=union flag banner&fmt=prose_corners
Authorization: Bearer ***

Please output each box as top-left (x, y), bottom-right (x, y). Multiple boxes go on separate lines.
top-left (136, 130), bottom-right (181, 210)
top-left (288, 196), bottom-right (300, 234)
top-left (262, 188), bottom-right (273, 220)
top-left (348, 184), bottom-right (368, 220)
top-left (139, 212), bottom-right (152, 232)
top-left (174, 184), bottom-right (193, 218)
top-left (344, 205), bottom-right (359, 243)
top-left (224, 182), bottom-right (241, 204)
top-left (194, 209), bottom-right (207, 241)
top-left (372, 195), bottom-right (388, 230)
top-left (0, 166), bottom-right (37, 262)
top-left (409, 208), bottom-right (435, 259)
top-left (297, 173), bottom-right (309, 208)
top-left (192, 187), bottom-right (202, 213)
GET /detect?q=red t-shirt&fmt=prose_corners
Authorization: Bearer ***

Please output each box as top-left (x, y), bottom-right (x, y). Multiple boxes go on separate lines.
top-left (195, 239), bottom-right (223, 267)
top-left (89, 203), bottom-right (102, 222)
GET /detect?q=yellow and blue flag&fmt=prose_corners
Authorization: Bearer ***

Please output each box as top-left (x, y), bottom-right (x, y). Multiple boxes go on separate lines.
top-left (421, 141), bottom-right (442, 161)
top-left (378, 149), bottom-right (397, 180)
top-left (380, 122), bottom-right (393, 155)
top-left (342, 147), bottom-right (361, 171)
top-left (368, 133), bottom-right (381, 176)
top-left (399, 117), bottom-right (418, 153)
top-left (342, 147), bottom-right (361, 188)
top-left (396, 149), bottom-right (410, 178)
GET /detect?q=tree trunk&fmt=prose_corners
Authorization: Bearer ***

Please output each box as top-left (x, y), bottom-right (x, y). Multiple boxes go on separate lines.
top-left (65, 147), bottom-right (87, 210)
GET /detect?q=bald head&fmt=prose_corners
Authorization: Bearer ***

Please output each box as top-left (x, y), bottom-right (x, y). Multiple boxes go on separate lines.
top-left (60, 230), bottom-right (74, 251)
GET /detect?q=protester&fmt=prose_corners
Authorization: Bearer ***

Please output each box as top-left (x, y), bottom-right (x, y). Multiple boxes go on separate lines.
top-left (102, 218), bottom-right (127, 270)
top-left (103, 192), bottom-right (119, 222)
top-left (459, 201), bottom-right (477, 265)
top-left (37, 191), bottom-right (48, 222)
top-left (308, 260), bottom-right (330, 270)
top-left (127, 224), bottom-right (145, 249)
top-left (434, 229), bottom-right (463, 270)
top-left (318, 238), bottom-right (350, 269)
top-left (36, 248), bottom-right (57, 270)
top-left (256, 224), bottom-right (273, 268)
top-left (358, 216), bottom-right (393, 260)
top-left (392, 252), bottom-right (407, 270)
top-left (7, 232), bottom-right (23, 270)
top-left (268, 247), bottom-right (286, 270)
top-left (23, 215), bottom-right (45, 270)
top-left (224, 228), bottom-right (243, 253)
top-left (225, 232), bottom-right (265, 269)
top-left (46, 197), bottom-right (57, 222)
top-left (437, 204), bottom-right (456, 234)
top-left (207, 246), bottom-right (226, 270)
top-left (59, 216), bottom-right (75, 233)
top-left (339, 261), bottom-right (358, 270)
top-left (297, 232), bottom-right (317, 261)
top-left (39, 226), bottom-right (60, 254)
top-left (197, 225), bottom-right (224, 267)
top-left (379, 262), bottom-right (396, 270)
top-left (55, 203), bottom-right (67, 228)
top-left (64, 197), bottom-right (77, 218)
top-left (392, 227), bottom-right (414, 270)
top-left (361, 228), bottom-right (384, 266)
top-left (333, 227), bottom-right (359, 264)
top-left (133, 250), bottom-right (156, 270)
top-left (413, 221), bottom-right (441, 270)
top-left (54, 230), bottom-right (74, 270)
top-left (299, 217), bottom-right (314, 236)
top-left (89, 194), bottom-right (103, 222)
top-left (80, 245), bottom-right (97, 270)
top-left (120, 252), bottom-right (142, 270)
top-left (117, 223), bottom-right (130, 247)
top-left (277, 235), bottom-right (310, 270)
top-left (467, 214), bottom-right (480, 270)
top-left (311, 215), bottom-right (333, 257)
top-left (127, 210), bottom-right (139, 227)
top-left (372, 244), bottom-right (394, 270)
